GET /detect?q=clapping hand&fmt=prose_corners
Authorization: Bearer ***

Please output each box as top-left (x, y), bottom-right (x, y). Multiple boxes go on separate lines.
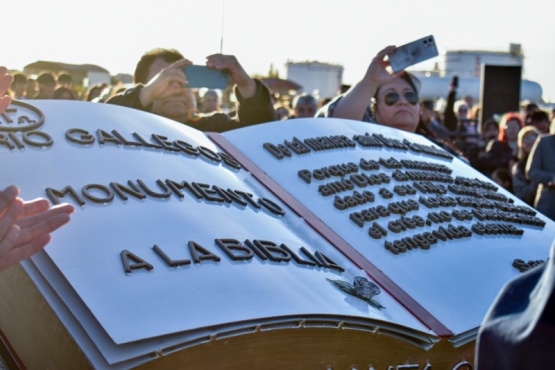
top-left (0, 186), bottom-right (75, 272)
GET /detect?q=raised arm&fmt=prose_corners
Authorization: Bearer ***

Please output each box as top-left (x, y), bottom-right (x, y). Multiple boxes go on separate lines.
top-left (330, 46), bottom-right (403, 121)
top-left (205, 54), bottom-right (257, 99)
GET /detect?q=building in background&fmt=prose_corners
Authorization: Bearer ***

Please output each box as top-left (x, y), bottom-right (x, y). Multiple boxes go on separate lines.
top-left (412, 44), bottom-right (543, 103)
top-left (24, 61), bottom-right (111, 94)
top-left (286, 61), bottom-right (344, 101)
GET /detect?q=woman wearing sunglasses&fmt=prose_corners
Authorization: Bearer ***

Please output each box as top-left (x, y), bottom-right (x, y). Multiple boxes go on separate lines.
top-left (318, 45), bottom-right (421, 132)
top-left (318, 46), bottom-right (464, 158)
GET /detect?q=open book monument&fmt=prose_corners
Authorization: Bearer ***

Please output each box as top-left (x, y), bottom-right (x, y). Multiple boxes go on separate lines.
top-left (0, 101), bottom-right (552, 369)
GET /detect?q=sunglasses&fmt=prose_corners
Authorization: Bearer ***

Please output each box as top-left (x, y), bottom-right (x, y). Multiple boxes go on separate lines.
top-left (383, 91), bottom-right (419, 106)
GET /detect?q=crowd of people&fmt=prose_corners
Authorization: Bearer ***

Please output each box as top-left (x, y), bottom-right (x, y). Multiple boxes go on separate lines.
top-left (314, 47), bottom-right (555, 223)
top-left (5, 45), bottom-right (555, 221)
top-left (5, 45), bottom-right (555, 218)
top-left (2, 44), bottom-right (555, 367)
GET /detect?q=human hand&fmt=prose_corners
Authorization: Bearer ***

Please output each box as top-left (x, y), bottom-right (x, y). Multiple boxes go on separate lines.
top-left (0, 185), bottom-right (75, 272)
top-left (140, 59), bottom-right (192, 107)
top-left (206, 54), bottom-right (256, 98)
top-left (360, 46), bottom-right (404, 93)
top-left (0, 66), bottom-right (14, 114)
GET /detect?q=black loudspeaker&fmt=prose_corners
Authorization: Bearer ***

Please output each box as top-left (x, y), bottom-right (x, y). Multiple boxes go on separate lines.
top-left (479, 65), bottom-right (522, 127)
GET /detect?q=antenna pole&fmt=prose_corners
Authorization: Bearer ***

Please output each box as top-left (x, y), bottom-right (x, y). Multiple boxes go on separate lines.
top-left (220, 0), bottom-right (225, 54)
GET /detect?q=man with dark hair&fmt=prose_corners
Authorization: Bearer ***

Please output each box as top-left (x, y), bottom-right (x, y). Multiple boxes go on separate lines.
top-left (133, 48), bottom-right (183, 85)
top-left (524, 102), bottom-right (539, 116)
top-left (57, 72), bottom-right (74, 90)
top-left (107, 48), bottom-right (276, 132)
top-left (25, 77), bottom-right (38, 99)
top-left (34, 72), bottom-right (57, 99)
top-left (9, 73), bottom-right (27, 99)
top-left (527, 109), bottom-right (550, 134)
top-left (201, 89), bottom-right (222, 114)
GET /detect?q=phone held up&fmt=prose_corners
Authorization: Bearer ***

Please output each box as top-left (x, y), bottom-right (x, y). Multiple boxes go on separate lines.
top-left (183, 65), bottom-right (230, 89)
top-left (388, 35), bottom-right (439, 72)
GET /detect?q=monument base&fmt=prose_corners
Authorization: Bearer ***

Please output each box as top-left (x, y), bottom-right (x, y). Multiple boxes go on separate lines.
top-left (134, 328), bottom-right (475, 370)
top-left (0, 264), bottom-right (92, 369)
top-left (0, 262), bottom-right (475, 369)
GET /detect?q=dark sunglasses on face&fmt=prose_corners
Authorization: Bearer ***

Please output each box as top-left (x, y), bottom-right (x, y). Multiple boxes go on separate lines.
top-left (383, 91), bottom-right (419, 106)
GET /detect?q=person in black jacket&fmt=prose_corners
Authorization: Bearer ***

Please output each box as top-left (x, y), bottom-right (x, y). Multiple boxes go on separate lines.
top-left (106, 48), bottom-right (276, 132)
top-left (476, 240), bottom-right (555, 369)
top-left (526, 133), bottom-right (555, 221)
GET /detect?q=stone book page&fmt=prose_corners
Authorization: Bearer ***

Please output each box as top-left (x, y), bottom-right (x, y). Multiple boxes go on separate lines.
top-left (1, 101), bottom-right (552, 369)
top-left (0, 101), bottom-right (435, 368)
top-left (219, 117), bottom-right (554, 336)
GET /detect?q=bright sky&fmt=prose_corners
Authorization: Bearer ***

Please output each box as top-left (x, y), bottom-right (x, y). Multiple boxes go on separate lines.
top-left (5, 0), bottom-right (555, 101)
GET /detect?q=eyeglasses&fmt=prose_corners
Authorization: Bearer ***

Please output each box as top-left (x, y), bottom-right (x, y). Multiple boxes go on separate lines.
top-left (383, 91), bottom-right (419, 106)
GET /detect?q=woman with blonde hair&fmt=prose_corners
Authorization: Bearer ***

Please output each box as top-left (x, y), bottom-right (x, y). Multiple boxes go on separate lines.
top-left (511, 126), bottom-right (540, 205)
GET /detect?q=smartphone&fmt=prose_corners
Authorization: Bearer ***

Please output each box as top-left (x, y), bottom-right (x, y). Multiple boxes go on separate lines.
top-left (183, 65), bottom-right (229, 89)
top-left (388, 35), bottom-right (439, 72)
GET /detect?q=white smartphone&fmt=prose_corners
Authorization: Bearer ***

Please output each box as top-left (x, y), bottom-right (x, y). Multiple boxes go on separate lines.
top-left (388, 35), bottom-right (439, 72)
